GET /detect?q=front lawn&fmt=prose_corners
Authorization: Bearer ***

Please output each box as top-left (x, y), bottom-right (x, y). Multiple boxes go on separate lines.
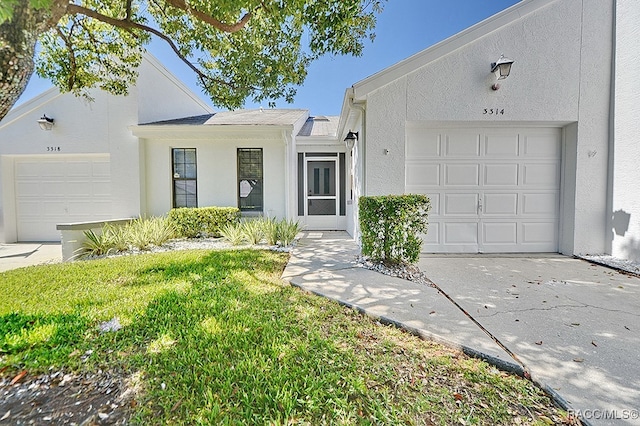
top-left (0, 249), bottom-right (569, 424)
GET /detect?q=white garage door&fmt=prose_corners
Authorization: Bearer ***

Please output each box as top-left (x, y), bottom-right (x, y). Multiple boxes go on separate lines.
top-left (15, 155), bottom-right (112, 241)
top-left (406, 128), bottom-right (561, 253)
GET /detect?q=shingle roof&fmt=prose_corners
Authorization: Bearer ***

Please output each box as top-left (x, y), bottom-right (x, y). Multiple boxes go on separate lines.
top-left (139, 109), bottom-right (309, 127)
top-left (297, 116), bottom-right (339, 137)
top-left (205, 109), bottom-right (308, 126)
top-left (140, 114), bottom-right (214, 126)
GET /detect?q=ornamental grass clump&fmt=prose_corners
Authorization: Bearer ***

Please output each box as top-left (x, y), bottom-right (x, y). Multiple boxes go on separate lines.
top-left (241, 219), bottom-right (264, 245)
top-left (79, 216), bottom-right (176, 258)
top-left (276, 218), bottom-right (302, 246)
top-left (219, 222), bottom-right (246, 246)
top-left (220, 217), bottom-right (302, 247)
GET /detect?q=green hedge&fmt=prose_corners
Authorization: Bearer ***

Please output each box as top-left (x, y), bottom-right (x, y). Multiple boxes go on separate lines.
top-left (359, 194), bottom-right (430, 264)
top-left (168, 207), bottom-right (240, 238)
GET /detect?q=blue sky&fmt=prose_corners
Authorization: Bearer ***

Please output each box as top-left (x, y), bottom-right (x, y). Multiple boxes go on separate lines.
top-left (17, 0), bottom-right (520, 116)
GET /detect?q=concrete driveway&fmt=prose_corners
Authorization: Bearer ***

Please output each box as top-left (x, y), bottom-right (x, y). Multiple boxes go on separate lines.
top-left (0, 243), bottom-right (62, 272)
top-left (419, 254), bottom-right (640, 425)
top-left (284, 232), bottom-right (640, 425)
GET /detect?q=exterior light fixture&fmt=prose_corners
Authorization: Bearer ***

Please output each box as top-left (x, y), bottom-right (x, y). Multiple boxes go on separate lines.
top-left (344, 131), bottom-right (358, 150)
top-left (490, 54), bottom-right (514, 90)
top-left (37, 114), bottom-right (55, 130)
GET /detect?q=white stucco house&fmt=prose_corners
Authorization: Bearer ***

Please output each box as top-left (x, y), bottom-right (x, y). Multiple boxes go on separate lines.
top-left (1, 0), bottom-right (638, 261)
top-left (340, 0), bottom-right (640, 261)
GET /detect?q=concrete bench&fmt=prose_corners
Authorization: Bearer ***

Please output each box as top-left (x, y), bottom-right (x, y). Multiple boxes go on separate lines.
top-left (56, 218), bottom-right (135, 261)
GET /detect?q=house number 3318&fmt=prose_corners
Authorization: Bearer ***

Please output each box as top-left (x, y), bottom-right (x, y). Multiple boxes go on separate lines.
top-left (483, 108), bottom-right (505, 115)
top-left (46, 146), bottom-right (61, 152)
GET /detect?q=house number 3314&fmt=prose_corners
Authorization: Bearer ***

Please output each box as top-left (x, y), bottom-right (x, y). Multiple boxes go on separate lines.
top-left (483, 108), bottom-right (505, 115)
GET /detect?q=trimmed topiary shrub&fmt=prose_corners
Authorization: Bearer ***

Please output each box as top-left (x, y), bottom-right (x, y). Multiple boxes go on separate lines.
top-left (359, 194), bottom-right (430, 264)
top-left (168, 206), bottom-right (240, 238)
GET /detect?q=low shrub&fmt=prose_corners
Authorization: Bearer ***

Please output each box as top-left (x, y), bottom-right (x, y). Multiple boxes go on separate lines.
top-left (359, 194), bottom-right (430, 264)
top-left (168, 206), bottom-right (240, 238)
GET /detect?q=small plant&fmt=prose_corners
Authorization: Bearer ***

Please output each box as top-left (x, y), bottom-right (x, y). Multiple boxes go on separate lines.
top-left (241, 219), bottom-right (264, 245)
top-left (79, 228), bottom-right (116, 257)
top-left (220, 222), bottom-right (246, 246)
top-left (276, 218), bottom-right (302, 246)
top-left (127, 217), bottom-right (176, 250)
top-left (107, 224), bottom-right (130, 253)
top-left (262, 218), bottom-right (279, 245)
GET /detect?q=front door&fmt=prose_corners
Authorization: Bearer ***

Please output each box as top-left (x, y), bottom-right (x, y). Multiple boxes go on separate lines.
top-left (306, 159), bottom-right (338, 229)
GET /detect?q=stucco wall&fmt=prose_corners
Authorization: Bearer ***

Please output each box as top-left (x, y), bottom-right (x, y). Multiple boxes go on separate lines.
top-left (356, 0), bottom-right (614, 255)
top-left (137, 57), bottom-right (213, 124)
top-left (611, 0), bottom-right (640, 261)
top-left (143, 131), bottom-right (288, 219)
top-left (0, 89), bottom-right (141, 242)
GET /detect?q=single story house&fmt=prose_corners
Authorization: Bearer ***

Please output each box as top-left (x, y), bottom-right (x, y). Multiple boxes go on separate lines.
top-left (0, 0), bottom-right (638, 262)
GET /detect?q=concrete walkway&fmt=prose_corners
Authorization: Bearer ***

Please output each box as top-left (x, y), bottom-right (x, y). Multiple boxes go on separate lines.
top-left (0, 243), bottom-right (62, 272)
top-left (283, 231), bottom-right (640, 426)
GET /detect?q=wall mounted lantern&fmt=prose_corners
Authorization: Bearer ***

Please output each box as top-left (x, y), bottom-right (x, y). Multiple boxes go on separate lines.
top-left (344, 131), bottom-right (358, 150)
top-left (37, 114), bottom-right (55, 130)
top-left (490, 54), bottom-right (514, 90)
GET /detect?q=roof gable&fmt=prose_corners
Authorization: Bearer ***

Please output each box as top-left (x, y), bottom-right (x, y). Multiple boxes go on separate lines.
top-left (352, 0), bottom-right (556, 100)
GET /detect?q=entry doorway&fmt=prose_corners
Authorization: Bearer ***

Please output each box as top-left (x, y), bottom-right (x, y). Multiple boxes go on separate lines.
top-left (298, 152), bottom-right (346, 230)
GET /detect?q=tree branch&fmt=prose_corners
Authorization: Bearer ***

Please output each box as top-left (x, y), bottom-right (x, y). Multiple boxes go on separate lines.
top-left (65, 3), bottom-right (246, 92)
top-left (55, 25), bottom-right (76, 91)
top-left (163, 0), bottom-right (252, 33)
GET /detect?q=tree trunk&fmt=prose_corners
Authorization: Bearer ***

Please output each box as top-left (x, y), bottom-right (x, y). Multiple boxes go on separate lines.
top-left (0, 1), bottom-right (66, 122)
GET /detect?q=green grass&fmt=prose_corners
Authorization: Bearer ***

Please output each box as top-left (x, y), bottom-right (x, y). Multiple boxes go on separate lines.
top-left (0, 250), bottom-right (566, 425)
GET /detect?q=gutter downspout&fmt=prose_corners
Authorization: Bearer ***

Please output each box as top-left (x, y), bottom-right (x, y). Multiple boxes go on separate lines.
top-left (348, 92), bottom-right (366, 244)
top-left (605, 0), bottom-right (617, 255)
top-left (348, 95), bottom-right (366, 195)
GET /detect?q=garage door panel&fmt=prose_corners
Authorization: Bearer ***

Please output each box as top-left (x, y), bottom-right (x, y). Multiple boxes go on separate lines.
top-left (423, 223), bottom-right (440, 244)
top-left (15, 155), bottom-right (112, 241)
top-left (522, 163), bottom-right (560, 186)
top-left (522, 222), bottom-right (557, 244)
top-left (444, 164), bottom-right (479, 186)
top-left (41, 201), bottom-right (69, 217)
top-left (425, 193), bottom-right (440, 216)
top-left (406, 129), bottom-right (441, 157)
top-left (40, 181), bottom-right (70, 196)
top-left (406, 163), bottom-right (440, 186)
top-left (444, 222), bottom-right (478, 244)
top-left (483, 222), bottom-right (517, 244)
top-left (484, 134), bottom-right (519, 156)
top-left (444, 193), bottom-right (478, 215)
top-left (522, 134), bottom-right (561, 157)
top-left (92, 181), bottom-right (112, 196)
top-left (92, 161), bottom-right (111, 177)
top-left (484, 164), bottom-right (519, 186)
top-left (67, 162), bottom-right (92, 177)
top-left (522, 193), bottom-right (558, 215)
top-left (483, 193), bottom-right (518, 215)
top-left (445, 133), bottom-right (480, 156)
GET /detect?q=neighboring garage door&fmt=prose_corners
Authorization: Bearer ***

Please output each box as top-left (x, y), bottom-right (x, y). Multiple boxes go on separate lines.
top-left (15, 155), bottom-right (112, 241)
top-left (406, 127), bottom-right (561, 253)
